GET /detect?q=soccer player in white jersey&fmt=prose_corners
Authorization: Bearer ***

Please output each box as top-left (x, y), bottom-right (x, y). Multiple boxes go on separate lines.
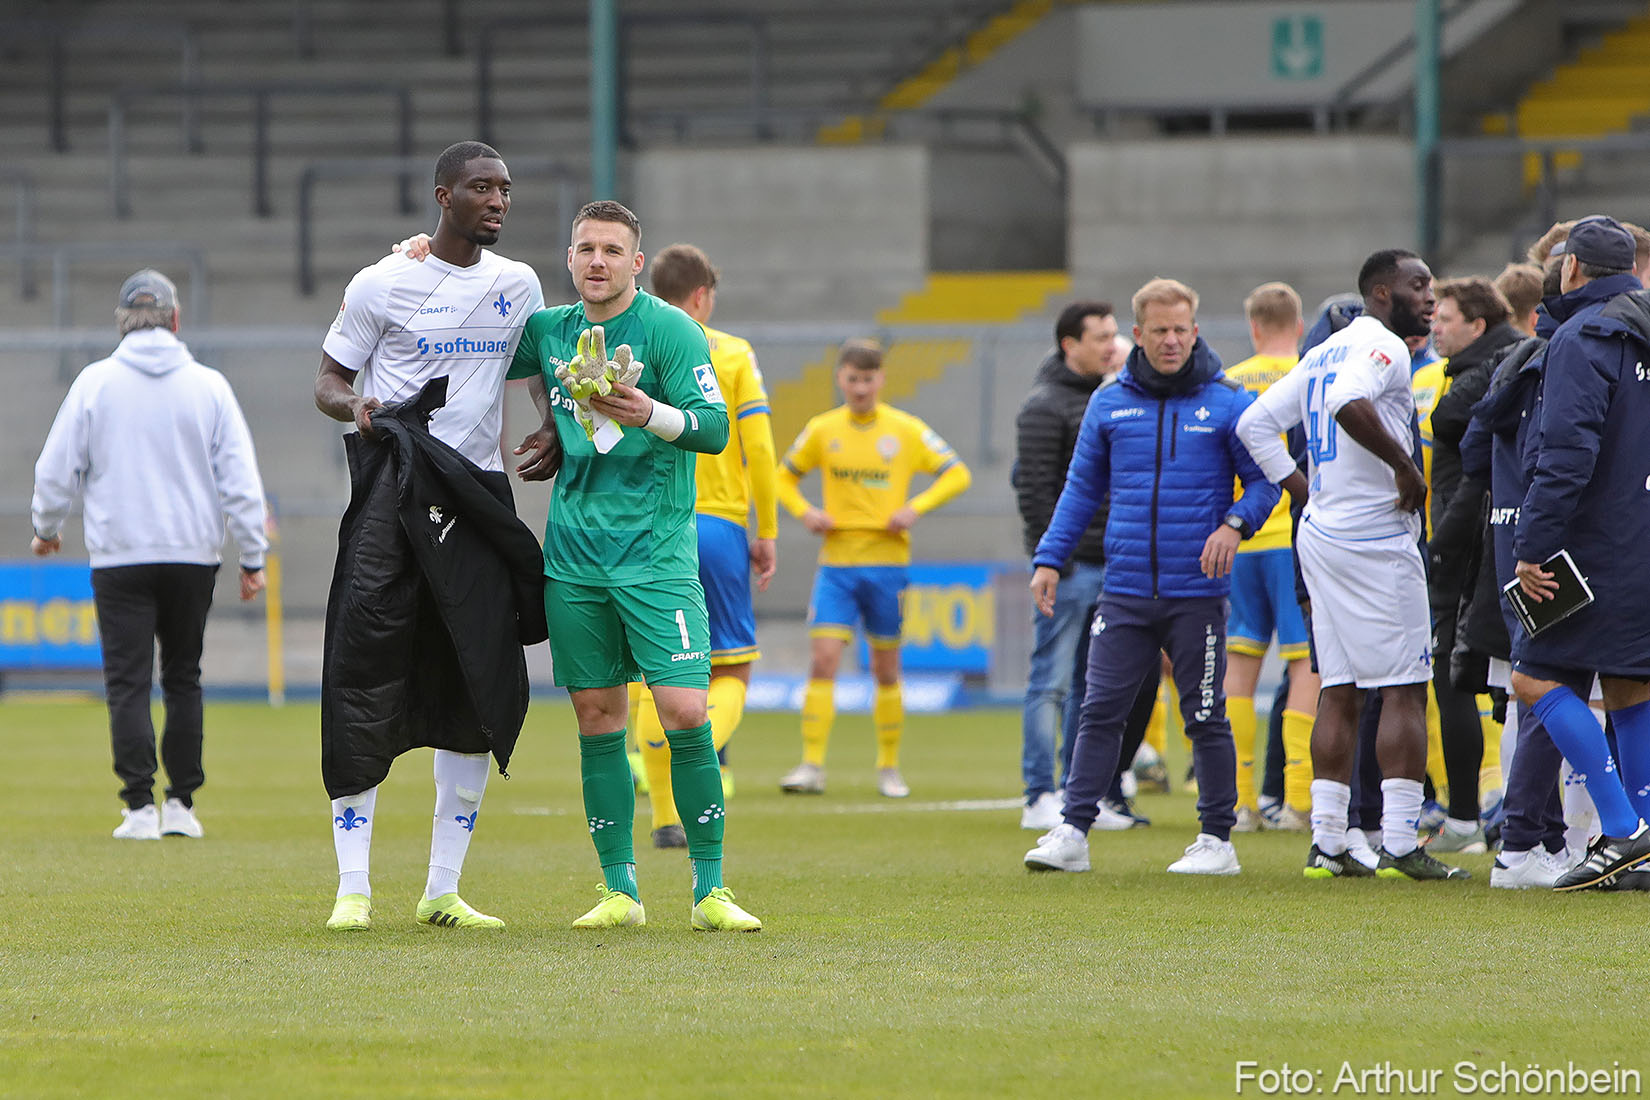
top-left (312, 141), bottom-right (545, 931)
top-left (1237, 249), bottom-right (1468, 882)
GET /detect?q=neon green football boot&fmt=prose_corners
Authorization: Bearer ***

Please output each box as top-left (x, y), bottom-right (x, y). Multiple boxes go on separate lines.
top-left (416, 893), bottom-right (505, 929)
top-left (326, 893), bottom-right (373, 931)
top-left (691, 887), bottom-right (762, 932)
top-left (571, 885), bottom-right (646, 929)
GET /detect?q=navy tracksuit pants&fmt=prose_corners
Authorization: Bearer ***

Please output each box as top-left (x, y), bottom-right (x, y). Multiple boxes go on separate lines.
top-left (1062, 592), bottom-right (1238, 840)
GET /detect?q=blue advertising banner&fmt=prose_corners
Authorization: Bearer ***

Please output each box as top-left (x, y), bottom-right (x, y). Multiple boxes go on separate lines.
top-left (0, 561), bottom-right (101, 668)
top-left (857, 561), bottom-right (1015, 674)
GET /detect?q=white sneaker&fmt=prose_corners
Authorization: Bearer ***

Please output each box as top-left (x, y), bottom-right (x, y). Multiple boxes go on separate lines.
top-left (1275, 805), bottom-right (1312, 832)
top-left (112, 804), bottom-right (160, 840)
top-left (876, 767), bottom-right (910, 799)
top-left (1166, 832), bottom-right (1240, 875)
top-left (1490, 848), bottom-right (1569, 889)
top-left (1091, 800), bottom-right (1135, 831)
top-left (1024, 822), bottom-right (1090, 872)
top-left (779, 761), bottom-right (825, 794)
top-left (1233, 806), bottom-right (1264, 833)
top-left (1119, 770), bottom-right (1138, 799)
top-left (1020, 791), bottom-right (1063, 831)
top-left (161, 798), bottom-right (203, 838)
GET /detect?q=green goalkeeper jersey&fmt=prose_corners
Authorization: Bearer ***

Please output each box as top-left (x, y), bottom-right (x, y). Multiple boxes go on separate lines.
top-left (509, 290), bottom-right (729, 585)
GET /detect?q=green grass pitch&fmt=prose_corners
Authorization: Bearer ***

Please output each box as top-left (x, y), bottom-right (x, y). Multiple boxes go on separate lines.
top-left (3, 699), bottom-right (1646, 1099)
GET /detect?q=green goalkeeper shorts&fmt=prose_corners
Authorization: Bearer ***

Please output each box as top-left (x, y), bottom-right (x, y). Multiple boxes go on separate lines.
top-left (544, 576), bottom-right (712, 690)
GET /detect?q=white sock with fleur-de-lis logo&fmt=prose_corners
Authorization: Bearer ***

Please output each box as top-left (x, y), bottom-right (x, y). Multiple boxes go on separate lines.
top-left (426, 750), bottom-right (491, 901)
top-left (331, 786), bottom-right (378, 899)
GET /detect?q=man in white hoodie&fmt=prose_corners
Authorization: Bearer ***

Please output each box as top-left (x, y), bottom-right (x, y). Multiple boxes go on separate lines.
top-left (31, 269), bottom-right (268, 841)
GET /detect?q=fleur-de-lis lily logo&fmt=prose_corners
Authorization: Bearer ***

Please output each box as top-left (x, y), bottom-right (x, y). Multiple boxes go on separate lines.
top-left (455, 810), bottom-right (478, 832)
top-left (493, 293), bottom-right (511, 318)
top-left (335, 807), bottom-right (368, 831)
top-left (1195, 406), bottom-right (1211, 421)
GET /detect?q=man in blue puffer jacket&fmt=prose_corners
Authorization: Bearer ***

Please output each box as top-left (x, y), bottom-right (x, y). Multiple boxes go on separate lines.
top-left (1023, 278), bottom-right (1282, 876)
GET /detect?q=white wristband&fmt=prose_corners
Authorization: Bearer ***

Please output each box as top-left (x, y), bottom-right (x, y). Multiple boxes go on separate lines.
top-left (641, 399), bottom-right (686, 442)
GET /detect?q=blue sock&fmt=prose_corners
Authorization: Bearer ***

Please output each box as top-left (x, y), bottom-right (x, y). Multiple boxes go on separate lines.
top-left (1531, 687), bottom-right (1640, 837)
top-left (1609, 699), bottom-right (1650, 824)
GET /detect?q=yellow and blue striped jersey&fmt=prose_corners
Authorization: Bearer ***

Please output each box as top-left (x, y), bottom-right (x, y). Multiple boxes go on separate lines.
top-left (778, 402), bottom-right (969, 566)
top-left (1412, 357), bottom-right (1449, 536)
top-left (693, 325), bottom-right (778, 539)
top-left (1226, 353), bottom-right (1297, 553)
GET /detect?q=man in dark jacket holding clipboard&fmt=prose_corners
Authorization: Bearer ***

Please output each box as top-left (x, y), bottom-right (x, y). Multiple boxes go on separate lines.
top-left (1508, 215), bottom-right (1650, 891)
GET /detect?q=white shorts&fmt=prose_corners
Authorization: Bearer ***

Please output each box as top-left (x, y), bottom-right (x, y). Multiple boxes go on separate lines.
top-left (1297, 519), bottom-right (1432, 689)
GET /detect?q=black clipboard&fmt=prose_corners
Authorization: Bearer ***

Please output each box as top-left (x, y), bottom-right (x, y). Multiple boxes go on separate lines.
top-left (1503, 549), bottom-right (1594, 638)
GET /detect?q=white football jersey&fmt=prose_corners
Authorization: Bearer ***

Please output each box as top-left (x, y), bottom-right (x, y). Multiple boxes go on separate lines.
top-left (1236, 314), bottom-right (1420, 541)
top-left (323, 250), bottom-right (544, 470)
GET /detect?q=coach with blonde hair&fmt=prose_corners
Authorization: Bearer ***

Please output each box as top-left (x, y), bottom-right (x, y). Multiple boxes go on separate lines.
top-left (1023, 278), bottom-right (1284, 877)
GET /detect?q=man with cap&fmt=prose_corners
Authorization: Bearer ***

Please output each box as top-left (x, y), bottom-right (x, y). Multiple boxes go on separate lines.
top-left (1506, 214), bottom-right (1650, 890)
top-left (31, 269), bottom-right (269, 840)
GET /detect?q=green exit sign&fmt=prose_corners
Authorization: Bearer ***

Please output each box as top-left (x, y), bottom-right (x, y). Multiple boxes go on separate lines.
top-left (1271, 15), bottom-right (1324, 80)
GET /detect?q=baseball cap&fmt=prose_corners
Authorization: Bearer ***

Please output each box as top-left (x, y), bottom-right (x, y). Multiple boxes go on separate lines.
top-left (1548, 215), bottom-right (1635, 270)
top-left (117, 268), bottom-right (178, 311)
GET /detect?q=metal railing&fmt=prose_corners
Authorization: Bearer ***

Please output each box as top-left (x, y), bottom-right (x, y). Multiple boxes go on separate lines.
top-left (474, 4), bottom-right (1003, 147)
top-left (1428, 132), bottom-right (1650, 259)
top-left (0, 242), bottom-right (208, 375)
top-left (294, 157), bottom-right (578, 296)
top-left (109, 82), bottom-right (415, 219)
top-left (1, 20), bottom-right (201, 152)
top-left (293, 0), bottom-right (462, 57)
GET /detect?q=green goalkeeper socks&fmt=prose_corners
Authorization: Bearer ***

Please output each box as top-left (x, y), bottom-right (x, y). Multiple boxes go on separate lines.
top-left (668, 722), bottom-right (725, 875)
top-left (580, 729), bottom-right (638, 897)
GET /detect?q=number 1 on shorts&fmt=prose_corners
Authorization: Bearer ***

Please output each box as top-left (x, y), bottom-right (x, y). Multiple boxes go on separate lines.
top-left (675, 608), bottom-right (689, 649)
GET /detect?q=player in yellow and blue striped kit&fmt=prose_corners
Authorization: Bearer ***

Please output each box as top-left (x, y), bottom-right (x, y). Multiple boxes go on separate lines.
top-left (631, 244), bottom-right (779, 848)
top-left (776, 340), bottom-right (970, 798)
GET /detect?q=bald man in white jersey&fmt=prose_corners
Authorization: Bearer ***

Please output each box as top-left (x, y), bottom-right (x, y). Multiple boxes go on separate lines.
top-left (313, 140), bottom-right (545, 932)
top-left (1238, 248), bottom-right (1468, 882)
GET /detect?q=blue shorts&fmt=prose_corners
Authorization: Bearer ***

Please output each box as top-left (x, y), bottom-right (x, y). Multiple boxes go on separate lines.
top-left (1227, 547), bottom-right (1310, 661)
top-left (808, 564), bottom-right (907, 648)
top-left (696, 514), bottom-right (759, 666)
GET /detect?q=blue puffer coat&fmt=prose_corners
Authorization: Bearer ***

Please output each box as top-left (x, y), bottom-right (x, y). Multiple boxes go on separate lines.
top-left (1034, 339), bottom-right (1279, 599)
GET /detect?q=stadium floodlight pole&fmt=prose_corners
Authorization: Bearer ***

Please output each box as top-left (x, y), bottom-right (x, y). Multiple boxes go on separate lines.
top-left (1415, 0), bottom-right (1441, 259)
top-left (590, 0), bottom-right (620, 200)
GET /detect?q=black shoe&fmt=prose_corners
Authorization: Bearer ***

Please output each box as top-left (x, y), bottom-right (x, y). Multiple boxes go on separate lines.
top-left (651, 824), bottom-right (687, 849)
top-left (1554, 826), bottom-right (1650, 891)
top-left (1598, 869), bottom-right (1650, 892)
top-left (1303, 843), bottom-right (1375, 879)
top-left (1101, 797), bottom-right (1150, 828)
top-left (1375, 846), bottom-right (1470, 880)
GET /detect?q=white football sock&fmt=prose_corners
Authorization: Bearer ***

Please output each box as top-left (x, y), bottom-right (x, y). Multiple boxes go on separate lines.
top-left (426, 750), bottom-right (491, 900)
top-left (331, 787), bottom-right (377, 899)
top-left (1381, 778), bottom-right (1425, 856)
top-left (1310, 779), bottom-right (1350, 855)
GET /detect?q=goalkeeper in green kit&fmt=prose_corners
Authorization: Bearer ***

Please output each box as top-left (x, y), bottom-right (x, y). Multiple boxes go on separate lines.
top-left (508, 200), bottom-right (762, 932)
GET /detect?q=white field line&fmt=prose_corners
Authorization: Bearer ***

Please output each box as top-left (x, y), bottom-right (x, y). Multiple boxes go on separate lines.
top-left (509, 797), bottom-right (1022, 817)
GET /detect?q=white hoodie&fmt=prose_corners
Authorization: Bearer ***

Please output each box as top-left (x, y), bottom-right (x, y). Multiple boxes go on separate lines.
top-left (31, 327), bottom-right (268, 570)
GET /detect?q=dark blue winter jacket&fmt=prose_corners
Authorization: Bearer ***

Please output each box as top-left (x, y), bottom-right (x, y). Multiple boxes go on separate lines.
top-left (1034, 339), bottom-right (1279, 599)
top-left (1512, 275), bottom-right (1650, 675)
top-left (1461, 311), bottom-right (1553, 644)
